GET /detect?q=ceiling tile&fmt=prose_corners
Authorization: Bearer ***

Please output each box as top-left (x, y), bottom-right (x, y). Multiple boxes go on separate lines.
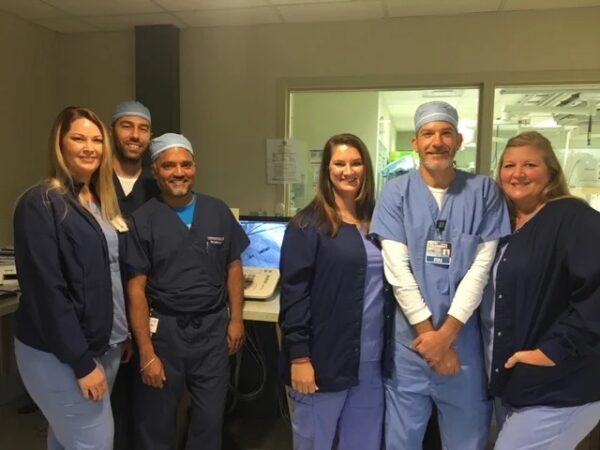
top-left (269, 0), bottom-right (351, 5)
top-left (503, 0), bottom-right (600, 10)
top-left (84, 12), bottom-right (185, 31)
top-left (4, 0), bottom-right (599, 33)
top-left (385, 0), bottom-right (501, 17)
top-left (174, 6), bottom-right (281, 27)
top-left (32, 16), bottom-right (102, 33)
top-left (153, 0), bottom-right (267, 11)
top-left (279, 0), bottom-right (384, 22)
top-left (42, 0), bottom-right (162, 16)
top-left (0, 0), bottom-right (66, 19)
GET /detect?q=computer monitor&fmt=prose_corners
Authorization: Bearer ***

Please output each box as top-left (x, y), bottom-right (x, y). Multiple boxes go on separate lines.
top-left (239, 216), bottom-right (290, 269)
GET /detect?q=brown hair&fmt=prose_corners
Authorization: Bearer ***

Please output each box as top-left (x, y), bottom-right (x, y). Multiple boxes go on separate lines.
top-left (292, 133), bottom-right (375, 236)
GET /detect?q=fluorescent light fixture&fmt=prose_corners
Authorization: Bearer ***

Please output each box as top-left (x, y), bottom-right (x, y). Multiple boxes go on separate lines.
top-left (533, 118), bottom-right (560, 128)
top-left (458, 126), bottom-right (475, 147)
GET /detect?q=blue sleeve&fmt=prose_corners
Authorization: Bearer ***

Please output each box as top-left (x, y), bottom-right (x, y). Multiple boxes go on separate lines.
top-left (225, 208), bottom-right (249, 263)
top-left (370, 179), bottom-right (407, 243)
top-left (278, 223), bottom-right (318, 360)
top-left (125, 214), bottom-right (151, 276)
top-left (14, 189), bottom-right (96, 378)
top-left (478, 177), bottom-right (511, 242)
top-left (539, 204), bottom-right (600, 363)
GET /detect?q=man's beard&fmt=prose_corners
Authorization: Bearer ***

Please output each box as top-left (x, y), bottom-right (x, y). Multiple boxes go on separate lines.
top-left (421, 159), bottom-right (453, 172)
top-left (114, 140), bottom-right (143, 163)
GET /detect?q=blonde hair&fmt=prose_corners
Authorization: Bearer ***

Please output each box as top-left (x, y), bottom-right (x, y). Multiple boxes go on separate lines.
top-left (496, 131), bottom-right (571, 198)
top-left (496, 131), bottom-right (575, 221)
top-left (47, 106), bottom-right (127, 232)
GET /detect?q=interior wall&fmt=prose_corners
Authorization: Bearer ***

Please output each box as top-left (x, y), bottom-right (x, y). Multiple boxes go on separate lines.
top-left (290, 91), bottom-right (379, 154)
top-left (57, 31), bottom-right (135, 125)
top-left (288, 91), bottom-right (379, 210)
top-left (2, 6), bottom-right (600, 236)
top-left (180, 7), bottom-right (600, 214)
top-left (0, 11), bottom-right (60, 244)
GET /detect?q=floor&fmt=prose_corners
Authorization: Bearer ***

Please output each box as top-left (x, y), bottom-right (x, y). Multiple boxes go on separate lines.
top-left (0, 376), bottom-right (293, 450)
top-left (0, 318), bottom-right (597, 450)
top-left (1, 387), bottom-right (598, 450)
top-left (0, 374), bottom-right (47, 450)
top-left (0, 321), bottom-right (294, 450)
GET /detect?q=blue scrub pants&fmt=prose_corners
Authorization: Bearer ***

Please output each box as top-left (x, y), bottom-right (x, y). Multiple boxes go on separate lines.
top-left (494, 401), bottom-right (600, 450)
top-left (385, 343), bottom-right (491, 450)
top-left (288, 361), bottom-right (384, 450)
top-left (15, 338), bottom-right (122, 450)
top-left (133, 308), bottom-right (229, 450)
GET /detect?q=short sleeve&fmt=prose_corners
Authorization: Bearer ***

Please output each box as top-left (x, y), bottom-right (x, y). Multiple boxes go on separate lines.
top-left (478, 178), bottom-right (511, 242)
top-left (125, 214), bottom-right (151, 275)
top-left (225, 208), bottom-right (249, 263)
top-left (370, 179), bottom-right (407, 244)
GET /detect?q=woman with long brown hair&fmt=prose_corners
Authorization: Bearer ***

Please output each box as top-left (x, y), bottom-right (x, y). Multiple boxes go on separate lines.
top-left (279, 133), bottom-right (392, 450)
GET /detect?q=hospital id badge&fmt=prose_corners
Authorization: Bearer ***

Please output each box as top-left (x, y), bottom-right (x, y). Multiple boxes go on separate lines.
top-left (425, 240), bottom-right (451, 266)
top-left (149, 316), bottom-right (159, 335)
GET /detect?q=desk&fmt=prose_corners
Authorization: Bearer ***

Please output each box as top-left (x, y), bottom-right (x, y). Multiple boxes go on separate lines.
top-left (0, 290), bottom-right (280, 374)
top-left (242, 293), bottom-right (279, 323)
top-left (242, 292), bottom-right (283, 354)
top-left (0, 294), bottom-right (19, 317)
top-left (0, 282), bottom-right (19, 375)
top-left (242, 292), bottom-right (292, 416)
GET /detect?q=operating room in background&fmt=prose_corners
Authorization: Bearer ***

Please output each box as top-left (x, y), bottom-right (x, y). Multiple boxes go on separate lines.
top-left (286, 84), bottom-right (600, 212)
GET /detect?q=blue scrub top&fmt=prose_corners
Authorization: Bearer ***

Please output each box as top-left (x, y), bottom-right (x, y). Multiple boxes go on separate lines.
top-left (371, 170), bottom-right (510, 349)
top-left (127, 193), bottom-right (249, 314)
top-left (360, 230), bottom-right (385, 363)
top-left (88, 201), bottom-right (129, 346)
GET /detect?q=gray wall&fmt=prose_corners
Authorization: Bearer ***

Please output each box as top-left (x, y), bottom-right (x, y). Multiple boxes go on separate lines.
top-left (0, 12), bottom-right (60, 244)
top-left (2, 7), bottom-right (600, 240)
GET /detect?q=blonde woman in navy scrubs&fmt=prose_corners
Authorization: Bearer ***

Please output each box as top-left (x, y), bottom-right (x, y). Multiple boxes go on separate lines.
top-left (13, 106), bottom-right (129, 450)
top-left (279, 133), bottom-right (393, 450)
top-left (482, 131), bottom-right (600, 449)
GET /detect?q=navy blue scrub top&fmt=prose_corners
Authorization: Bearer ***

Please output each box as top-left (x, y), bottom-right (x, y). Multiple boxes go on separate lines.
top-left (489, 198), bottom-right (600, 407)
top-left (127, 193), bottom-right (249, 314)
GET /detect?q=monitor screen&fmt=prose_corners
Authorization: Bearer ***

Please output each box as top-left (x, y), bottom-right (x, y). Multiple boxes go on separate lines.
top-left (239, 216), bottom-right (289, 268)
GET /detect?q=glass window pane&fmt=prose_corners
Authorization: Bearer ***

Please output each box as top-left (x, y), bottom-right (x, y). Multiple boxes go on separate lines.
top-left (492, 84), bottom-right (600, 211)
top-left (288, 87), bottom-right (480, 212)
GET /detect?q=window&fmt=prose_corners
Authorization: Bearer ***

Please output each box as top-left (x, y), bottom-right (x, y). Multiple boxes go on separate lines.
top-left (288, 87), bottom-right (480, 211)
top-left (493, 84), bottom-right (600, 210)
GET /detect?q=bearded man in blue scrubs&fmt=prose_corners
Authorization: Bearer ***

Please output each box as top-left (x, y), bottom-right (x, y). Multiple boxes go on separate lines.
top-left (371, 101), bottom-right (510, 449)
top-left (126, 133), bottom-right (249, 450)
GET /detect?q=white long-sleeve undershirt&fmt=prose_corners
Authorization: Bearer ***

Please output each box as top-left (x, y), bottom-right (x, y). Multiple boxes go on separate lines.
top-left (382, 238), bottom-right (497, 325)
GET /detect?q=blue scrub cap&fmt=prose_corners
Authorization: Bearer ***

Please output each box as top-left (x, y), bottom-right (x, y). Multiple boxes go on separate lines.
top-left (111, 100), bottom-right (151, 124)
top-left (150, 133), bottom-right (194, 161)
top-left (414, 101), bottom-right (459, 131)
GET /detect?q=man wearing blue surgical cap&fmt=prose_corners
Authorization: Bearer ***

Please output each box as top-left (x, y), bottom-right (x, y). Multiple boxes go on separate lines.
top-left (126, 133), bottom-right (249, 450)
top-left (109, 100), bottom-right (160, 450)
top-left (111, 100), bottom-right (159, 217)
top-left (371, 101), bottom-right (511, 449)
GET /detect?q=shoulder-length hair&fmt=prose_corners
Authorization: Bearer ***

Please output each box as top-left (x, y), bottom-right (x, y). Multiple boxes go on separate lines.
top-left (496, 131), bottom-right (572, 216)
top-left (292, 133), bottom-right (375, 236)
top-left (47, 106), bottom-right (127, 231)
